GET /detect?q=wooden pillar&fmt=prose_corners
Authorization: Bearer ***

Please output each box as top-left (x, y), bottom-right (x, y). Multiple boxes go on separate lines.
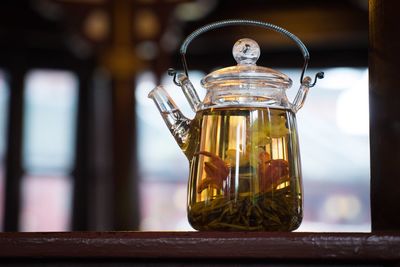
top-left (369, 0), bottom-right (400, 231)
top-left (102, 0), bottom-right (143, 230)
top-left (3, 63), bottom-right (25, 231)
top-left (72, 66), bottom-right (92, 231)
top-left (111, 78), bottom-right (138, 230)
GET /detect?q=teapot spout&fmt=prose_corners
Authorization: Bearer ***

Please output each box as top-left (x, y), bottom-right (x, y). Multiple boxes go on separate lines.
top-left (148, 86), bottom-right (191, 149)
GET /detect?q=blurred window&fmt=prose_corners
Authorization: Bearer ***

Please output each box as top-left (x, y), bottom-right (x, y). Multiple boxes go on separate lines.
top-left (0, 71), bottom-right (9, 231)
top-left (284, 68), bottom-right (370, 232)
top-left (136, 67), bottom-right (370, 232)
top-left (19, 69), bottom-right (78, 231)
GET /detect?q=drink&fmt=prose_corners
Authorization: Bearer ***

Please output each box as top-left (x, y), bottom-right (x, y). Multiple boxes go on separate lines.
top-left (185, 107), bottom-right (303, 231)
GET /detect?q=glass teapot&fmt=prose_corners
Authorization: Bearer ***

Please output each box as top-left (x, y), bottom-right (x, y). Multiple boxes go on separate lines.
top-left (148, 20), bottom-right (323, 231)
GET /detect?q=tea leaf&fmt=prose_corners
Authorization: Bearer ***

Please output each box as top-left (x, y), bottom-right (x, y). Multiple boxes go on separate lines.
top-left (189, 187), bottom-right (301, 231)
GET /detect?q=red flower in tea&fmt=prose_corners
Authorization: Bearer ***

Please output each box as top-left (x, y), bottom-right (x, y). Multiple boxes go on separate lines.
top-left (196, 151), bottom-right (230, 193)
top-left (259, 159), bottom-right (289, 191)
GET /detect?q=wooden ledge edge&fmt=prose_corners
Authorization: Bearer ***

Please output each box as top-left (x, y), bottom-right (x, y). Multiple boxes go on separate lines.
top-left (0, 232), bottom-right (399, 261)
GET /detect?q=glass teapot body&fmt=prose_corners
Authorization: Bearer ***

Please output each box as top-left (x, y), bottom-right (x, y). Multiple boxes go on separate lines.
top-left (183, 39), bottom-right (303, 231)
top-left (148, 20), bottom-right (323, 231)
top-left (185, 103), bottom-right (302, 231)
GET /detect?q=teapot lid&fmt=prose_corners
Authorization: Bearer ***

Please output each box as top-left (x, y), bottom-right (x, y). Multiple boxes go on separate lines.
top-left (201, 38), bottom-right (292, 90)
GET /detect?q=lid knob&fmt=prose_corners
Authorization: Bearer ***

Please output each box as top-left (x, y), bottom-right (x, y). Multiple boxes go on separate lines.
top-left (232, 38), bottom-right (260, 65)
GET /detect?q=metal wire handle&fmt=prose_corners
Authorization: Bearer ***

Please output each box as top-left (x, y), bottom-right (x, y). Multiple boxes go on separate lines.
top-left (178, 19), bottom-right (323, 86)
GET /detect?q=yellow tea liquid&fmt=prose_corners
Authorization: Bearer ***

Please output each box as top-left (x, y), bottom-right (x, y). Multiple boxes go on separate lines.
top-left (185, 107), bottom-right (303, 231)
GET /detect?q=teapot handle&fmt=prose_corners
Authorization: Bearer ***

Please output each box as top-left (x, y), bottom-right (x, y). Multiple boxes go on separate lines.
top-left (179, 19), bottom-right (323, 87)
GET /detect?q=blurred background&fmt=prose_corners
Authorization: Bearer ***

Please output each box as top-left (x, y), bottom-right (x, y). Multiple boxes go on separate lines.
top-left (0, 0), bottom-right (368, 232)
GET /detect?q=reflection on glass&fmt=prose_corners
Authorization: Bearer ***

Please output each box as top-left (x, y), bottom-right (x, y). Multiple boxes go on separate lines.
top-left (137, 68), bottom-right (370, 232)
top-left (20, 69), bottom-right (78, 231)
top-left (0, 70), bottom-right (9, 231)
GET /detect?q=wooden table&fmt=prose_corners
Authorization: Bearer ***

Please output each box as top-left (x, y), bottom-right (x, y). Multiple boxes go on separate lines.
top-left (0, 232), bottom-right (399, 266)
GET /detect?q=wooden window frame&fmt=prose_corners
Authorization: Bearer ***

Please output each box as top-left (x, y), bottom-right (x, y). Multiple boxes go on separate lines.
top-left (1, 52), bottom-right (94, 231)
